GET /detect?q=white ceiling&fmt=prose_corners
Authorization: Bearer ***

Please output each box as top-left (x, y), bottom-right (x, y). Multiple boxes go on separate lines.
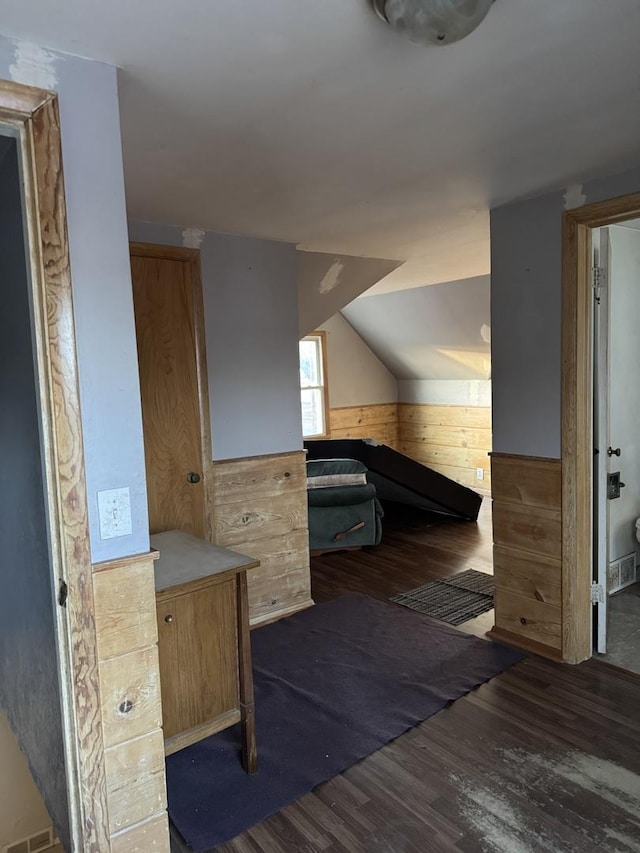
top-left (2, 1), bottom-right (640, 293)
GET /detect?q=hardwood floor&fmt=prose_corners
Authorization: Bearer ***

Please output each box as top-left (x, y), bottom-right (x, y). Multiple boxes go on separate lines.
top-left (311, 498), bottom-right (495, 638)
top-left (175, 500), bottom-right (640, 853)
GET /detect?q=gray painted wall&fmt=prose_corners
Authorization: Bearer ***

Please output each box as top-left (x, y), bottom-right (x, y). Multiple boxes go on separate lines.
top-left (342, 275), bottom-right (491, 381)
top-left (0, 35), bottom-right (149, 563)
top-left (318, 313), bottom-right (397, 407)
top-left (491, 165), bottom-right (640, 459)
top-left (0, 137), bottom-right (69, 850)
top-left (129, 222), bottom-right (303, 460)
top-left (0, 133), bottom-right (11, 164)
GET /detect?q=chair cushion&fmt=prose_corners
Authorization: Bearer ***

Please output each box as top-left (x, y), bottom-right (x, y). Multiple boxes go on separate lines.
top-left (307, 458), bottom-right (367, 477)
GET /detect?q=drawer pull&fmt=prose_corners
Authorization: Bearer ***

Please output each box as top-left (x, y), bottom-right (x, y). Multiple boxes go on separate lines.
top-left (165, 614), bottom-right (174, 624)
top-left (520, 617), bottom-right (527, 625)
top-left (118, 699), bottom-right (134, 715)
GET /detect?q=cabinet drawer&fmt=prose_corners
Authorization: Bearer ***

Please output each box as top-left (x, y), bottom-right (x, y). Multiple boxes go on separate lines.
top-left (157, 578), bottom-right (239, 739)
top-left (99, 646), bottom-right (163, 748)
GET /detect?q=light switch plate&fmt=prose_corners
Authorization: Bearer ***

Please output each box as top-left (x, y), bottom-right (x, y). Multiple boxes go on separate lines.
top-left (476, 468), bottom-right (484, 481)
top-left (97, 487), bottom-right (132, 539)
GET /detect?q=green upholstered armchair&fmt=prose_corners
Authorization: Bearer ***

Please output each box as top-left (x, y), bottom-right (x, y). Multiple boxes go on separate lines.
top-left (306, 458), bottom-right (383, 554)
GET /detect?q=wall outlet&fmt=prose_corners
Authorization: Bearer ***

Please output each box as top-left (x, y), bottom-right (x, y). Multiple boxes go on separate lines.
top-left (97, 487), bottom-right (132, 539)
top-left (476, 468), bottom-right (484, 481)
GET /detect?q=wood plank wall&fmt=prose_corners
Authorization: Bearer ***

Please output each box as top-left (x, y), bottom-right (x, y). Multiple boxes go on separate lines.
top-left (329, 403), bottom-right (399, 446)
top-left (211, 450), bottom-right (314, 625)
top-left (92, 553), bottom-right (170, 852)
top-left (397, 404), bottom-right (491, 493)
top-left (490, 453), bottom-right (563, 659)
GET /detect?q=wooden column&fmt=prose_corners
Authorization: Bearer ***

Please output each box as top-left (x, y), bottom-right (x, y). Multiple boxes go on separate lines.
top-left (92, 552), bottom-right (169, 851)
top-left (489, 453), bottom-right (563, 660)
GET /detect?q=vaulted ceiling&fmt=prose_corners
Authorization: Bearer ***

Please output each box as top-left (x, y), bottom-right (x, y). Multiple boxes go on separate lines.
top-left (2, 1), bottom-right (639, 292)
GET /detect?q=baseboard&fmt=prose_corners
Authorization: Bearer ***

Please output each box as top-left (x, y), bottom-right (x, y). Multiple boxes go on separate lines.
top-left (487, 626), bottom-right (564, 663)
top-left (249, 596), bottom-right (315, 628)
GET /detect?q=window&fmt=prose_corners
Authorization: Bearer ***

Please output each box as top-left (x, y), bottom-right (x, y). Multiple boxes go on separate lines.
top-left (299, 332), bottom-right (329, 438)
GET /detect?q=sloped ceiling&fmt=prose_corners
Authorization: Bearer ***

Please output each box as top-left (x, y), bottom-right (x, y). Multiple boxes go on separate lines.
top-left (0, 2), bottom-right (639, 292)
top-left (341, 275), bottom-right (490, 380)
top-left (298, 251), bottom-right (401, 337)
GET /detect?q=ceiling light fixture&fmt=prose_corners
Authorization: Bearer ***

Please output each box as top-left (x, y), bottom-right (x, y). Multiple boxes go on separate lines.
top-left (372, 0), bottom-right (495, 46)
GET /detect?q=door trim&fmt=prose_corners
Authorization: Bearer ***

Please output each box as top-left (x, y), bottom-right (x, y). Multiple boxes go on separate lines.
top-left (130, 242), bottom-right (215, 541)
top-left (562, 191), bottom-right (640, 664)
top-left (0, 81), bottom-right (109, 847)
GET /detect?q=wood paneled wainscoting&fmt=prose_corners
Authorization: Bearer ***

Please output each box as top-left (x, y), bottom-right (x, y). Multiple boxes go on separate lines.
top-left (490, 453), bottom-right (563, 660)
top-left (329, 403), bottom-right (399, 447)
top-left (397, 404), bottom-right (492, 493)
top-left (211, 450), bottom-right (314, 625)
top-left (92, 552), bottom-right (169, 851)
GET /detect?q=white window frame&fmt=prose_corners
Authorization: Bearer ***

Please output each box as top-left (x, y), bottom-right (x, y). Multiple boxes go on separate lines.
top-left (299, 331), bottom-right (330, 438)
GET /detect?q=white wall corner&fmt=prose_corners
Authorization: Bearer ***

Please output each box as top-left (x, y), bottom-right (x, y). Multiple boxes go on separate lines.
top-left (182, 227), bottom-right (205, 249)
top-left (563, 183), bottom-right (587, 210)
top-left (9, 41), bottom-right (59, 89)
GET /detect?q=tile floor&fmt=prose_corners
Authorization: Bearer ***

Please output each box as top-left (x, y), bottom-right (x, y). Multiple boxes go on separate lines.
top-left (601, 582), bottom-right (640, 675)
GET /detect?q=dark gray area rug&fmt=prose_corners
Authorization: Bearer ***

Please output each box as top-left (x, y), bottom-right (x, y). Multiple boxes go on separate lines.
top-left (391, 569), bottom-right (494, 625)
top-left (167, 591), bottom-right (521, 852)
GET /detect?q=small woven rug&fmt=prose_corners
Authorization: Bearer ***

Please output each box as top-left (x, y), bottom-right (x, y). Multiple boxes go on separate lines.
top-left (391, 569), bottom-right (494, 625)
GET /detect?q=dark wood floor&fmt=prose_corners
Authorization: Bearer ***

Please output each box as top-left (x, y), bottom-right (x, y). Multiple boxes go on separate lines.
top-left (199, 501), bottom-right (640, 853)
top-left (311, 499), bottom-right (495, 639)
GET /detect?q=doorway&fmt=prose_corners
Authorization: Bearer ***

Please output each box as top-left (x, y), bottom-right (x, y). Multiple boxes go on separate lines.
top-left (0, 128), bottom-right (70, 850)
top-left (592, 221), bottom-right (640, 672)
top-left (562, 190), bottom-right (640, 665)
top-left (0, 80), bottom-right (109, 850)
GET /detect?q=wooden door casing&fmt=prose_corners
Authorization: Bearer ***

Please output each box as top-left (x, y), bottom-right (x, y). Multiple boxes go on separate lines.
top-left (131, 250), bottom-right (207, 537)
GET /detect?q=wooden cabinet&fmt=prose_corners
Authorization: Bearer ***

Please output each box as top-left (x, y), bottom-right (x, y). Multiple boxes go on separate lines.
top-left (151, 530), bottom-right (259, 771)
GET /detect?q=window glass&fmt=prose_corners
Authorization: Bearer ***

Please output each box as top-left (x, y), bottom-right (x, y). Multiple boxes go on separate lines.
top-left (299, 334), bottom-right (327, 437)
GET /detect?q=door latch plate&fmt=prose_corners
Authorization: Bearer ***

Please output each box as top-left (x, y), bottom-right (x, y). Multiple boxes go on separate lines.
top-left (607, 471), bottom-right (624, 500)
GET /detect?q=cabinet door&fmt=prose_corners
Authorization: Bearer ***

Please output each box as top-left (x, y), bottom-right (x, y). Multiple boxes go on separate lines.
top-left (157, 580), bottom-right (239, 739)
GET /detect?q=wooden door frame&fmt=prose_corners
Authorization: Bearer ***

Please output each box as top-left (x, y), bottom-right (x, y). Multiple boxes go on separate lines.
top-left (0, 81), bottom-right (109, 847)
top-left (562, 190), bottom-right (640, 663)
top-left (129, 242), bottom-right (215, 541)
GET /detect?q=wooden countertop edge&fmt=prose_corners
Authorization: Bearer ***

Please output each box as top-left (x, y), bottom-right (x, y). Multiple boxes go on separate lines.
top-left (92, 549), bottom-right (159, 573)
top-left (155, 558), bottom-right (260, 600)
